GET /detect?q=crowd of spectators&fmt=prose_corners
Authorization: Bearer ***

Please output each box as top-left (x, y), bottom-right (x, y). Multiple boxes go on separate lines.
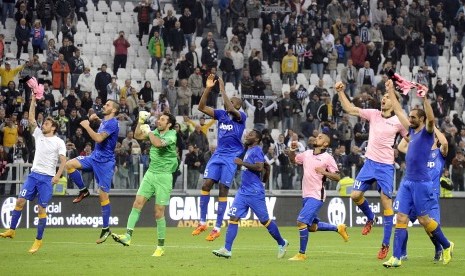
top-left (0, 0), bottom-right (465, 195)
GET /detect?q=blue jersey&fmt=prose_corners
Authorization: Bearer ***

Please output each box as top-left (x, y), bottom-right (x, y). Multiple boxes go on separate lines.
top-left (405, 127), bottom-right (434, 181)
top-left (214, 109), bottom-right (246, 156)
top-left (239, 146), bottom-right (265, 195)
top-left (91, 117), bottom-right (119, 162)
top-left (428, 148), bottom-right (445, 195)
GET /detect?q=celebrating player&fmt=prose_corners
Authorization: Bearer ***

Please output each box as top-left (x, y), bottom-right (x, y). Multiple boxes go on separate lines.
top-left (65, 100), bottom-right (120, 243)
top-left (112, 112), bottom-right (177, 257)
top-left (0, 93), bottom-right (67, 254)
top-left (287, 132), bottom-right (348, 261)
top-left (192, 75), bottom-right (246, 241)
top-left (383, 86), bottom-right (453, 267)
top-left (212, 129), bottom-right (288, 259)
top-left (335, 81), bottom-right (408, 259)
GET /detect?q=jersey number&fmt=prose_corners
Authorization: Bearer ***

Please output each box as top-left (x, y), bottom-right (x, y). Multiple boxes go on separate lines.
top-left (20, 189), bottom-right (27, 197)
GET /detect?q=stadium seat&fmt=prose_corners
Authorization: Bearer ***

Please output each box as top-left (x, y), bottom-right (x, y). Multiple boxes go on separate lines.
top-left (117, 68), bottom-right (129, 80)
top-left (225, 82), bottom-right (235, 95)
top-left (145, 69), bottom-right (157, 82)
top-left (76, 20), bottom-right (87, 30)
top-left (52, 90), bottom-right (62, 103)
top-left (131, 69), bottom-right (143, 83)
top-left (103, 22), bottom-right (117, 34)
top-left (91, 56), bottom-right (103, 68)
top-left (124, 1), bottom-right (135, 12)
top-left (270, 128), bottom-right (281, 141)
top-left (252, 28), bottom-right (261, 39)
top-left (97, 1), bottom-right (110, 13)
top-left (90, 21), bottom-right (104, 34)
top-left (111, 1), bottom-right (123, 13)
top-left (93, 11), bottom-right (107, 22)
top-left (107, 12), bottom-right (120, 23)
top-left (120, 12), bottom-right (135, 24)
top-left (310, 74), bottom-right (320, 85)
top-left (163, 3), bottom-right (175, 15)
top-left (281, 83), bottom-right (291, 94)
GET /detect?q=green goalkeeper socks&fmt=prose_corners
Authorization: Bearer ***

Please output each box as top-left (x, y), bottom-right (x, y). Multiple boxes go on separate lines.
top-left (126, 208), bottom-right (141, 236)
top-left (156, 217), bottom-right (166, 243)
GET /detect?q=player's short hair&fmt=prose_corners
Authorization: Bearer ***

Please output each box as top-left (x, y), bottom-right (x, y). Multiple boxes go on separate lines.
top-left (45, 117), bottom-right (59, 134)
top-left (108, 99), bottom-right (120, 115)
top-left (411, 108), bottom-right (426, 122)
top-left (163, 111), bottom-right (176, 130)
top-left (252, 129), bottom-right (262, 143)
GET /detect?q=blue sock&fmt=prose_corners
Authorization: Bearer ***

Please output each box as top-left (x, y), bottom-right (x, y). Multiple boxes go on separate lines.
top-left (101, 202), bottom-right (111, 228)
top-left (69, 170), bottom-right (85, 190)
top-left (383, 212), bottom-right (394, 245)
top-left (9, 209), bottom-right (22, 230)
top-left (430, 226), bottom-right (450, 249)
top-left (36, 217), bottom-right (47, 240)
top-left (356, 198), bottom-right (375, 221)
top-left (299, 227), bottom-right (309, 254)
top-left (393, 226), bottom-right (408, 259)
top-left (215, 198), bottom-right (227, 229)
top-left (199, 192), bottom-right (210, 223)
top-left (266, 221), bottom-right (285, 246)
top-left (430, 236), bottom-right (442, 253)
top-left (317, 222), bottom-right (337, 231)
top-left (401, 230), bottom-right (408, 257)
top-left (224, 222), bottom-right (238, 251)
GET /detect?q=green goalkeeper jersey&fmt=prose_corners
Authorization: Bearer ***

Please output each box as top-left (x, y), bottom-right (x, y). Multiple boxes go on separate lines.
top-left (148, 129), bottom-right (178, 173)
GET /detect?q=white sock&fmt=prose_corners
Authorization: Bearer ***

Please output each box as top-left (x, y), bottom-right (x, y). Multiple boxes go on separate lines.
top-left (214, 226), bottom-right (221, 232)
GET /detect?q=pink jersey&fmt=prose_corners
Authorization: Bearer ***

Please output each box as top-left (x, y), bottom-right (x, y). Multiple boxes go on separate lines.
top-left (295, 150), bottom-right (339, 201)
top-left (359, 109), bottom-right (408, 164)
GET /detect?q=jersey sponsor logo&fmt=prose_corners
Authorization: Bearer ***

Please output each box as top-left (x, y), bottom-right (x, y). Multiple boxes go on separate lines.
top-left (327, 197), bottom-right (346, 225)
top-left (219, 122), bottom-right (233, 131)
top-left (427, 161), bottom-right (435, 168)
top-left (1, 197), bottom-right (21, 228)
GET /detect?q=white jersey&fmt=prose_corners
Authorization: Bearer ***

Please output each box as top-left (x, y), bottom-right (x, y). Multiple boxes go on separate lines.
top-left (31, 127), bottom-right (66, 176)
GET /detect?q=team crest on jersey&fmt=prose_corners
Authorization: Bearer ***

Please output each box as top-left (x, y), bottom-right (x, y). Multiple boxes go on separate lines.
top-left (431, 152), bottom-right (437, 158)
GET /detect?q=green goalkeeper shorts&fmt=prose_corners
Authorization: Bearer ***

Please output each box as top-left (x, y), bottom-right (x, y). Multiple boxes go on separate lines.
top-left (137, 171), bottom-right (173, 205)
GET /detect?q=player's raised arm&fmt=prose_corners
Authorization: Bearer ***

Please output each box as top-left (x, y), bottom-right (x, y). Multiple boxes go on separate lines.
top-left (198, 74), bottom-right (216, 118)
top-left (386, 79), bottom-right (410, 130)
top-left (218, 77), bottom-right (241, 121)
top-left (397, 137), bottom-right (409, 154)
top-left (423, 95), bottom-right (435, 133)
top-left (80, 114), bottom-right (108, 143)
top-left (434, 126), bottom-right (448, 157)
top-left (28, 92), bottom-right (37, 133)
top-left (335, 81), bottom-right (360, 116)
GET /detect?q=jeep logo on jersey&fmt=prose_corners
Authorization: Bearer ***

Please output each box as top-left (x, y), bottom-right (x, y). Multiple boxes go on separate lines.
top-left (327, 197), bottom-right (346, 225)
top-left (1, 197), bottom-right (21, 228)
top-left (219, 123), bottom-right (233, 131)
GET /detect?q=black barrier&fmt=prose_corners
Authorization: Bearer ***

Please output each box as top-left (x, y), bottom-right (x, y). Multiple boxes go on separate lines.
top-left (1, 196), bottom-right (464, 229)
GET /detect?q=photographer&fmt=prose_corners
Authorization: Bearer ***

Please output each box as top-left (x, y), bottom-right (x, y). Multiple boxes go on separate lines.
top-left (113, 31), bottom-right (131, 75)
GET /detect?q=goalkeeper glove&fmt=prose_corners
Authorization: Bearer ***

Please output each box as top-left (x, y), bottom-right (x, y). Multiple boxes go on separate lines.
top-left (138, 111), bottom-right (150, 124)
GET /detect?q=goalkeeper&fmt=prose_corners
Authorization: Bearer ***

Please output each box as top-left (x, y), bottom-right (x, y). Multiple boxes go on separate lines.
top-left (112, 111), bottom-right (178, 257)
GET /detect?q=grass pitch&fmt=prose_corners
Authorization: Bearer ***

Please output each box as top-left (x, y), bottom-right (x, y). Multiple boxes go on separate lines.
top-left (0, 227), bottom-right (463, 275)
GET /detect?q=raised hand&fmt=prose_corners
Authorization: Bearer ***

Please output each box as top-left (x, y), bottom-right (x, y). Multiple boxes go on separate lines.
top-left (335, 81), bottom-right (345, 93)
top-left (206, 74), bottom-right (218, 88)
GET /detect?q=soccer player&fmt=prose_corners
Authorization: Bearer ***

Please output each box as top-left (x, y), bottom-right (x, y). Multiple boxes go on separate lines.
top-left (112, 112), bottom-right (177, 257)
top-left (212, 129), bottom-right (288, 259)
top-left (65, 100), bottom-right (120, 243)
top-left (383, 81), bottom-right (454, 268)
top-left (0, 93), bottom-right (67, 253)
top-left (287, 132), bottom-right (348, 261)
top-left (335, 81), bottom-right (408, 259)
top-left (395, 126), bottom-right (448, 262)
top-left (192, 75), bottom-right (246, 241)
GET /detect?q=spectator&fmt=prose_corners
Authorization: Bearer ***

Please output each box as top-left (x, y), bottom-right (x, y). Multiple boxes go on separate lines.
top-left (353, 118), bottom-right (369, 147)
top-left (451, 151), bottom-right (465, 191)
top-left (281, 49), bottom-right (298, 85)
top-left (219, 50), bottom-right (235, 84)
top-left (179, 7), bottom-right (196, 48)
top-left (75, 0), bottom-right (89, 29)
top-left (201, 40), bottom-right (218, 69)
top-left (69, 49), bottom-right (85, 89)
top-left (244, 99), bottom-right (276, 132)
top-left (46, 39), bottom-right (59, 70)
top-left (185, 144), bottom-right (204, 189)
top-left (14, 2), bottom-right (33, 26)
top-left (444, 78), bottom-right (459, 111)
top-left (94, 64), bottom-right (112, 102)
top-left (54, 0), bottom-right (72, 37)
top-left (15, 18), bottom-right (30, 59)
top-left (37, 61), bottom-right (52, 85)
top-left (52, 54), bottom-right (70, 92)
top-left (341, 59), bottom-right (358, 97)
top-left (350, 36), bottom-right (367, 69)
top-left (230, 46), bottom-right (244, 90)
top-left (170, 21), bottom-right (185, 60)
top-left (200, 32), bottom-right (218, 51)
top-left (384, 41), bottom-right (399, 70)
top-left (61, 17), bottom-right (77, 42)
top-left (148, 31), bottom-right (165, 76)
top-left (77, 67), bottom-right (94, 96)
top-left (133, 0), bottom-right (154, 44)
top-left (177, 79), bottom-right (192, 116)
top-left (279, 91), bottom-right (298, 133)
top-left (311, 41), bottom-right (326, 78)
top-left (58, 37), bottom-right (77, 65)
top-left (357, 61), bottom-right (375, 94)
top-left (188, 125), bottom-right (209, 153)
top-left (30, 20), bottom-right (45, 55)
top-left (425, 35), bottom-right (440, 72)
top-left (185, 44), bottom-right (201, 69)
top-left (113, 31), bottom-right (131, 75)
top-left (163, 79), bottom-right (177, 115)
top-left (160, 55), bottom-right (175, 88)
top-left (188, 67), bottom-right (204, 107)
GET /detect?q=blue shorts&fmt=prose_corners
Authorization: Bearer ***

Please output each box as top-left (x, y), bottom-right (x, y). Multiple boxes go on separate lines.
top-left (76, 156), bottom-right (115, 193)
top-left (19, 172), bottom-right (53, 208)
top-left (394, 179), bottom-right (435, 219)
top-left (297, 197), bottom-right (324, 225)
top-left (203, 154), bottom-right (236, 188)
top-left (408, 190), bottom-right (440, 223)
top-left (228, 192), bottom-right (269, 222)
top-left (353, 159), bottom-right (394, 198)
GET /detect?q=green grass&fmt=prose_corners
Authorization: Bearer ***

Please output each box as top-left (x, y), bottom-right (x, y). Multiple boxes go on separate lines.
top-left (0, 227), bottom-right (463, 275)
